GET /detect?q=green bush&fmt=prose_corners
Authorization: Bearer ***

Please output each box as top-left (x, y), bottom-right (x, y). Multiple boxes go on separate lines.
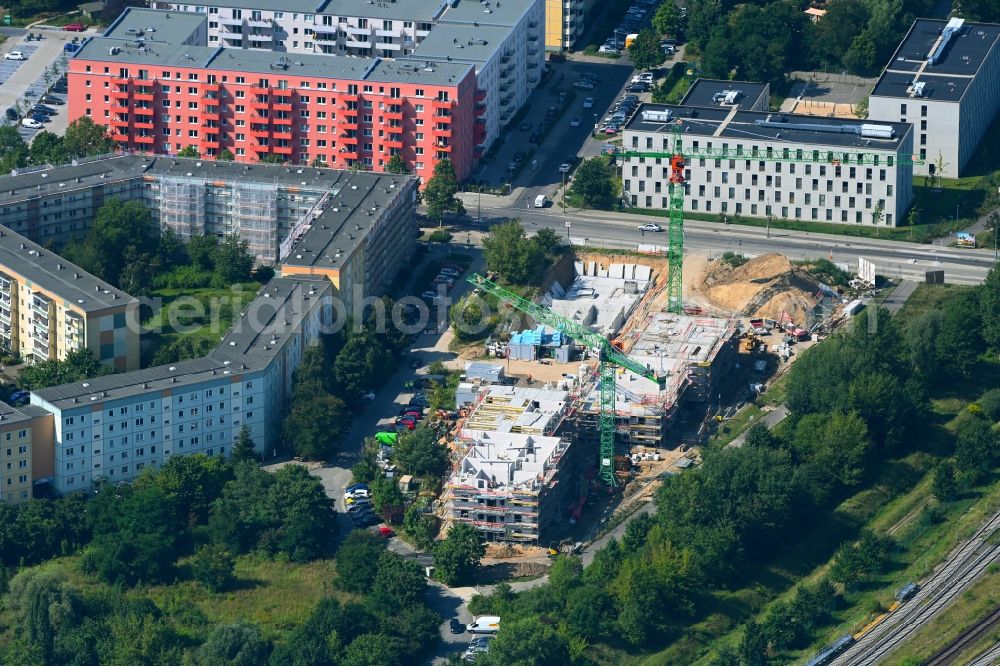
top-left (721, 251), bottom-right (749, 268)
top-left (979, 388), bottom-right (1000, 421)
top-left (428, 229), bottom-right (452, 243)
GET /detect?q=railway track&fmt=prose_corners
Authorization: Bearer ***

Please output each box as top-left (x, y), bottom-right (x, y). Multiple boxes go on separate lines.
top-left (831, 509), bottom-right (1000, 666)
top-left (966, 641), bottom-right (1000, 666)
top-left (923, 605), bottom-right (1000, 666)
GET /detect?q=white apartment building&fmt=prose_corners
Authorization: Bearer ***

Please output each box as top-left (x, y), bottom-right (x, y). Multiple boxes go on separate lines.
top-left (622, 104), bottom-right (914, 227)
top-left (31, 276), bottom-right (333, 494)
top-left (868, 17), bottom-right (1000, 178)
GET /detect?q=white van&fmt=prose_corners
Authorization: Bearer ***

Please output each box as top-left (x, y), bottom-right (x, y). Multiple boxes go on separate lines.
top-left (467, 616), bottom-right (501, 634)
top-left (534, 194), bottom-right (548, 208)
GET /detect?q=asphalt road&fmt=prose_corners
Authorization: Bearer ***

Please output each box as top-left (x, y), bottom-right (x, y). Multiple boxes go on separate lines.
top-left (461, 205), bottom-right (997, 285)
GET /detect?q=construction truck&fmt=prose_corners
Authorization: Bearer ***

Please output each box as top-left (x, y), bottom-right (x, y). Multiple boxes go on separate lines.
top-left (548, 539), bottom-right (584, 557)
top-left (740, 332), bottom-right (760, 353)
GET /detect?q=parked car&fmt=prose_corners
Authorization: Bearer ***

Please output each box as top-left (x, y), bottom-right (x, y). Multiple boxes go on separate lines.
top-left (4, 51), bottom-right (26, 61)
top-left (597, 45), bottom-right (619, 54)
top-left (63, 23), bottom-right (87, 32)
top-left (558, 163), bottom-right (573, 174)
top-left (39, 94), bottom-right (64, 105)
top-left (32, 104), bottom-right (56, 115)
top-left (450, 619), bottom-right (466, 635)
top-left (375, 525), bottom-right (395, 538)
top-left (346, 483), bottom-right (368, 493)
top-left (4, 108), bottom-right (17, 121)
top-left (638, 223), bottom-right (662, 232)
top-left (518, 121), bottom-right (532, 131)
top-left (396, 416), bottom-right (417, 430)
top-left (582, 96), bottom-right (594, 109)
top-left (344, 489), bottom-right (370, 500)
top-left (572, 79), bottom-right (594, 90)
top-left (20, 118), bottom-right (42, 129)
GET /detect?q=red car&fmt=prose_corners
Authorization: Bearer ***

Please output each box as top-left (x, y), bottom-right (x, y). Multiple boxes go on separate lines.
top-left (63, 23), bottom-right (86, 32)
top-left (376, 525), bottom-right (395, 538)
top-left (395, 416), bottom-right (417, 430)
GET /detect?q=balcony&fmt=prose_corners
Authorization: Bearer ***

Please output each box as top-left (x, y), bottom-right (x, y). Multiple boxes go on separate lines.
top-left (339, 93), bottom-right (359, 103)
top-left (375, 28), bottom-right (400, 37)
top-left (112, 133), bottom-right (130, 143)
top-left (340, 134), bottom-right (359, 145)
top-left (339, 148), bottom-right (359, 160)
top-left (345, 25), bottom-right (371, 36)
top-left (111, 76), bottom-right (130, 87)
top-left (384, 110), bottom-right (403, 122)
top-left (247, 32), bottom-right (273, 43)
top-left (133, 118), bottom-right (154, 130)
top-left (246, 18), bottom-right (271, 28)
top-left (134, 134), bottom-right (155, 144)
top-left (374, 41), bottom-right (401, 51)
top-left (250, 127), bottom-right (271, 139)
top-left (220, 15), bottom-right (242, 25)
top-left (433, 126), bottom-right (452, 138)
top-left (384, 137), bottom-right (403, 149)
top-left (431, 98), bottom-right (452, 110)
top-left (133, 90), bottom-right (154, 102)
top-left (202, 107), bottom-right (221, 120)
top-left (200, 136), bottom-right (220, 149)
top-left (110, 116), bottom-right (129, 128)
top-left (251, 98), bottom-right (270, 111)
top-left (475, 89), bottom-right (487, 103)
top-left (435, 143), bottom-right (452, 152)
top-left (345, 38), bottom-right (372, 48)
top-left (272, 100), bottom-right (292, 113)
top-left (436, 113), bottom-right (453, 123)
top-left (272, 128), bottom-right (292, 140)
top-left (110, 87), bottom-right (130, 101)
top-left (340, 119), bottom-right (359, 130)
top-left (202, 82), bottom-right (220, 93)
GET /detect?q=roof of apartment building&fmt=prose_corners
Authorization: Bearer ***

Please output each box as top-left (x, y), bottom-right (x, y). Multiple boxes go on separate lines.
top-left (0, 156), bottom-right (145, 205)
top-left (281, 171), bottom-right (415, 272)
top-left (625, 103), bottom-right (911, 151)
top-left (461, 385), bottom-right (569, 435)
top-left (439, 0), bottom-right (534, 27)
top-left (77, 8), bottom-right (473, 86)
top-left (872, 18), bottom-right (1000, 102)
top-left (33, 276), bottom-right (332, 410)
top-left (0, 225), bottom-right (136, 313)
top-left (321, 0), bottom-right (448, 22)
top-left (0, 401), bottom-right (39, 426)
top-left (410, 23), bottom-right (510, 67)
top-left (451, 431), bottom-right (567, 492)
top-left (680, 78), bottom-right (768, 109)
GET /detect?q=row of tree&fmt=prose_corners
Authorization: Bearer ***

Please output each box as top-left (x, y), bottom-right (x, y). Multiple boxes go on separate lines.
top-left (0, 118), bottom-right (115, 175)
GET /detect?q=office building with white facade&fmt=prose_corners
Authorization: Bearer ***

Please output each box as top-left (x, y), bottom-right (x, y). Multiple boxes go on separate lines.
top-left (31, 275), bottom-right (334, 495)
top-left (621, 104), bottom-right (914, 227)
top-left (869, 17), bottom-right (1000, 178)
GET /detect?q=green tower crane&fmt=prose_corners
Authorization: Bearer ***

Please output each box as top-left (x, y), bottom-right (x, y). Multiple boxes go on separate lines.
top-left (468, 273), bottom-right (665, 487)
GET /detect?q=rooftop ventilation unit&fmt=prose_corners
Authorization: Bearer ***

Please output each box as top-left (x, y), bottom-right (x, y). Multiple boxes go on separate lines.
top-left (755, 119), bottom-right (894, 140)
top-left (713, 90), bottom-right (741, 105)
top-left (928, 17), bottom-right (964, 65)
top-left (908, 80), bottom-right (926, 97)
top-left (641, 108), bottom-right (672, 123)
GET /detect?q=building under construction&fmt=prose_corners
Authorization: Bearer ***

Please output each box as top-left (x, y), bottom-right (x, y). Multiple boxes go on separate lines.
top-left (443, 386), bottom-right (590, 543)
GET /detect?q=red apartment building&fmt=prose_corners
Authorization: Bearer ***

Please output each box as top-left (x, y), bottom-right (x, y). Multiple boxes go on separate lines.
top-left (66, 9), bottom-right (479, 182)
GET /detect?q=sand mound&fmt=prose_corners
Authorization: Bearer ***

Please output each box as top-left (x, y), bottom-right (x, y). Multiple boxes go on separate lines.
top-left (699, 253), bottom-right (821, 325)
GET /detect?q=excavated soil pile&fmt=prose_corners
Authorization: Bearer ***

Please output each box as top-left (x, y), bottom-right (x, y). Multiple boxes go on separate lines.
top-left (700, 253), bottom-right (821, 325)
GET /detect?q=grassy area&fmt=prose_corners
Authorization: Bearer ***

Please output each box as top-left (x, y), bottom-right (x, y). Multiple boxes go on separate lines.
top-left (145, 555), bottom-right (345, 642)
top-left (142, 283), bottom-right (260, 364)
top-left (897, 282), bottom-right (976, 316)
top-left (887, 566), bottom-right (1000, 665)
top-left (708, 403), bottom-right (763, 447)
top-left (0, 553), bottom-right (345, 648)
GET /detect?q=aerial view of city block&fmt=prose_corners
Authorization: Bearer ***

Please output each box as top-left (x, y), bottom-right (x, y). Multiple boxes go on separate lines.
top-left (0, 0), bottom-right (996, 662)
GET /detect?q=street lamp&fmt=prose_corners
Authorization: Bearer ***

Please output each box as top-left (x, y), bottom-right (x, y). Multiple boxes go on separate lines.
top-left (477, 185), bottom-right (482, 226)
top-left (562, 170), bottom-right (567, 215)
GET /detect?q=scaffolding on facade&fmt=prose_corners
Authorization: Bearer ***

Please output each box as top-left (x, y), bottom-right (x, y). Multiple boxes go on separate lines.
top-left (157, 176), bottom-right (206, 241)
top-left (233, 183), bottom-right (279, 264)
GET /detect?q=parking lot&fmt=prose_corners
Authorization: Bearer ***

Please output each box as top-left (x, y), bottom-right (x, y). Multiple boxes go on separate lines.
top-left (0, 28), bottom-right (91, 141)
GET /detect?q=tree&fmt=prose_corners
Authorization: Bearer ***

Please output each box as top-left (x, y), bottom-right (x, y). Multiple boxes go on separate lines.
top-left (813, 0), bottom-right (870, 67)
top-left (139, 453), bottom-right (234, 528)
top-left (351, 440), bottom-right (382, 484)
top-left (483, 617), bottom-right (571, 666)
top-left (402, 504), bottom-right (439, 550)
top-left (62, 198), bottom-right (159, 287)
top-left (232, 426), bottom-right (260, 463)
top-left (18, 349), bottom-right (114, 391)
top-left (569, 158), bottom-right (615, 209)
top-left (187, 233), bottom-right (219, 271)
top-left (954, 413), bottom-right (998, 482)
top-left (84, 483), bottom-right (181, 586)
top-left (212, 233), bottom-right (256, 286)
top-left (191, 543), bottom-right (236, 591)
top-left (533, 227), bottom-right (562, 258)
top-left (482, 220), bottom-right (547, 285)
top-left (652, 1), bottom-right (682, 36)
top-left (433, 522), bottom-right (485, 586)
top-left (369, 551), bottom-right (427, 608)
top-left (341, 633), bottom-right (405, 666)
top-left (334, 331), bottom-right (393, 399)
top-left (740, 621), bottom-right (768, 666)
top-left (335, 530), bottom-right (388, 593)
top-left (393, 425), bottom-right (450, 477)
top-left (194, 623), bottom-right (270, 666)
top-left (0, 125), bottom-right (29, 174)
top-left (629, 29), bottom-right (665, 71)
top-left (422, 158), bottom-right (464, 225)
top-left (5, 566), bottom-right (82, 665)
top-left (177, 146), bottom-right (200, 158)
top-left (385, 154), bottom-right (409, 174)
top-left (282, 394), bottom-right (349, 460)
top-left (980, 265), bottom-right (1000, 350)
top-left (451, 294), bottom-right (495, 342)
top-left (979, 388), bottom-right (1000, 422)
top-left (29, 131), bottom-right (67, 166)
top-left (217, 148), bottom-right (235, 161)
top-left (62, 117), bottom-right (115, 158)
top-left (371, 475), bottom-right (406, 523)
top-left (932, 459), bottom-right (958, 501)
